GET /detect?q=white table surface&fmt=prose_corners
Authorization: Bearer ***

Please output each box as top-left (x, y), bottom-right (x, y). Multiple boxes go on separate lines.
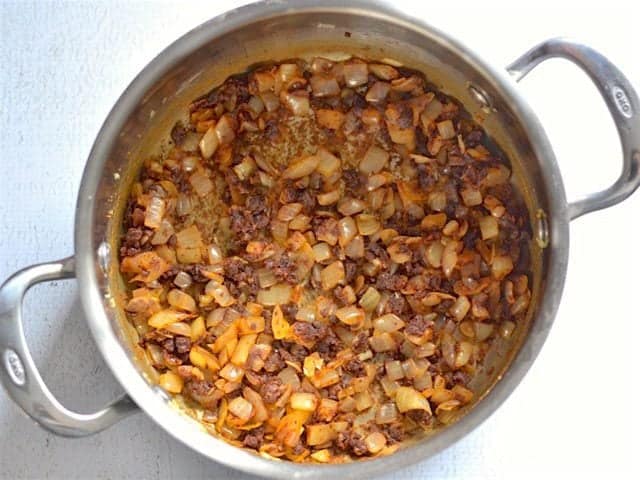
top-left (1, 1), bottom-right (639, 479)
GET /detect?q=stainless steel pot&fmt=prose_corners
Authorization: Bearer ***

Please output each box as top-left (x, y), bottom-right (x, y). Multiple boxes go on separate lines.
top-left (1, 1), bottom-right (638, 478)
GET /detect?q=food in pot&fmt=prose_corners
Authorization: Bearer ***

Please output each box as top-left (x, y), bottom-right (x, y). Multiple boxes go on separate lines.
top-left (118, 57), bottom-right (532, 462)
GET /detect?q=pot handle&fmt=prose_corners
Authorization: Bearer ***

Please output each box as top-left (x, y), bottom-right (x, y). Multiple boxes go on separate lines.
top-left (507, 37), bottom-right (640, 220)
top-left (0, 256), bottom-right (138, 436)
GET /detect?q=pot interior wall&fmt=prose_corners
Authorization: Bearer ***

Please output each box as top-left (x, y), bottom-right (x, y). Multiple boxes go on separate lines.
top-left (97, 8), bottom-right (551, 436)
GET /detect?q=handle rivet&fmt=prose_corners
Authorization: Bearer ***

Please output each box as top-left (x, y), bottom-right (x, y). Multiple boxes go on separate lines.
top-left (535, 209), bottom-right (550, 249)
top-left (468, 84), bottom-right (494, 113)
top-left (97, 242), bottom-right (111, 276)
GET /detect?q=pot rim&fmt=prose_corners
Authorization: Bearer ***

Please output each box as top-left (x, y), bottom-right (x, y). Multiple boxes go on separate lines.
top-left (74, 1), bottom-right (570, 477)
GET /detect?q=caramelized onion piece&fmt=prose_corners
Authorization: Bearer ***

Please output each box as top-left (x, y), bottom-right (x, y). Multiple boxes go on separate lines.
top-left (360, 145), bottom-right (389, 174)
top-left (343, 62), bottom-right (368, 87)
top-left (283, 155), bottom-right (320, 179)
top-left (199, 126), bottom-right (219, 159)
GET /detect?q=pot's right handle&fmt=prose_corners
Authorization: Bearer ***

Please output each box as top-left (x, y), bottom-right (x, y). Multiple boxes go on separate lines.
top-left (0, 256), bottom-right (138, 436)
top-left (507, 37), bottom-right (640, 220)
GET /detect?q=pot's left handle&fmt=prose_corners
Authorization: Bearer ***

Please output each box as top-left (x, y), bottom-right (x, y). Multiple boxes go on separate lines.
top-left (0, 256), bottom-right (138, 437)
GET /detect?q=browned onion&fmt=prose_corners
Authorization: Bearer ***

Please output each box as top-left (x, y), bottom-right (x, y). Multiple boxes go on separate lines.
top-left (343, 62), bottom-right (368, 87)
top-left (310, 75), bottom-right (340, 97)
top-left (360, 145), bottom-right (389, 174)
top-left (365, 81), bottom-right (390, 103)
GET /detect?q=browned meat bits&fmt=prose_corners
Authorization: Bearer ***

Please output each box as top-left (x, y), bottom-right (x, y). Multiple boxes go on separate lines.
top-left (119, 56), bottom-right (532, 463)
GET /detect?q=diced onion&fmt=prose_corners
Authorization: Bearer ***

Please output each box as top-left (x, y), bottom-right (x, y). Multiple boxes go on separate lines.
top-left (258, 284), bottom-right (292, 306)
top-left (260, 91), bottom-right (280, 112)
top-left (365, 432), bottom-right (387, 454)
top-left (144, 197), bottom-right (165, 229)
top-left (387, 241), bottom-right (412, 264)
top-left (343, 63), bottom-right (368, 87)
top-left (437, 120), bottom-right (456, 140)
top-left (369, 332), bottom-right (396, 352)
top-left (306, 424), bottom-right (337, 446)
top-left (479, 216), bottom-right (499, 240)
top-left (253, 71), bottom-right (275, 92)
top-left (295, 305), bottom-right (316, 323)
top-left (228, 396), bottom-right (254, 423)
top-left (356, 213), bottom-right (381, 236)
top-left (337, 197), bottom-right (366, 216)
top-left (311, 368), bottom-right (340, 388)
top-left (282, 90), bottom-right (311, 116)
top-left (387, 124), bottom-right (415, 146)
top-left (421, 213), bottom-right (447, 230)
top-left (395, 386), bottom-right (431, 413)
top-left (277, 63), bottom-right (300, 87)
top-left (316, 109), bottom-right (344, 130)
top-left (271, 305), bottom-right (291, 340)
top-left (474, 322), bottom-right (494, 342)
top-left (369, 63), bottom-right (399, 80)
top-left (233, 156), bottom-right (256, 181)
top-left (199, 126), bottom-right (219, 159)
top-left (483, 165), bottom-right (510, 187)
top-left (358, 287), bottom-right (381, 312)
top-left (282, 155), bottom-right (319, 179)
top-left (277, 203), bottom-right (303, 221)
top-left (206, 281), bottom-right (236, 307)
top-left (449, 295), bottom-right (470, 322)
top-left (248, 95), bottom-right (264, 115)
top-left (492, 255), bottom-right (514, 280)
top-left (354, 391), bottom-right (374, 412)
top-left (173, 271), bottom-right (192, 289)
top-left (317, 189), bottom-right (341, 206)
top-left (442, 241), bottom-right (459, 278)
top-left (220, 363), bottom-right (245, 382)
top-left (243, 386), bottom-right (268, 423)
top-left (151, 219), bottom-right (174, 245)
top-left (499, 320), bottom-right (516, 339)
top-left (379, 376), bottom-right (400, 396)
top-left (460, 186), bottom-right (482, 207)
top-left (425, 241), bottom-right (444, 268)
top-left (376, 402), bottom-right (399, 424)
top-left (373, 313), bottom-right (405, 332)
top-left (312, 242), bottom-right (332, 262)
top-left (231, 333), bottom-right (258, 366)
top-left (148, 309), bottom-right (189, 329)
top-left (315, 148), bottom-right (341, 177)
top-left (365, 81), bottom-right (390, 103)
top-left (310, 75), bottom-right (340, 97)
top-left (344, 235), bottom-right (365, 259)
top-left (335, 305), bottom-right (365, 326)
top-left (167, 289), bottom-right (197, 312)
top-left (215, 114), bottom-right (236, 145)
top-left (290, 392), bottom-right (318, 411)
top-left (338, 217), bottom-right (357, 247)
top-left (311, 57), bottom-right (333, 73)
top-left (361, 107), bottom-right (382, 127)
top-left (360, 145), bottom-right (389, 174)
top-left (420, 99), bottom-right (443, 127)
top-left (428, 191), bottom-right (447, 212)
top-left (189, 171), bottom-right (214, 197)
top-left (320, 261), bottom-right (345, 290)
top-left (385, 360), bottom-right (404, 381)
top-left (176, 193), bottom-right (193, 216)
top-left (165, 321), bottom-right (192, 337)
top-left (207, 244), bottom-right (223, 265)
top-left (159, 372), bottom-right (183, 393)
top-left (339, 396), bottom-right (356, 413)
top-left (455, 341), bottom-right (473, 368)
